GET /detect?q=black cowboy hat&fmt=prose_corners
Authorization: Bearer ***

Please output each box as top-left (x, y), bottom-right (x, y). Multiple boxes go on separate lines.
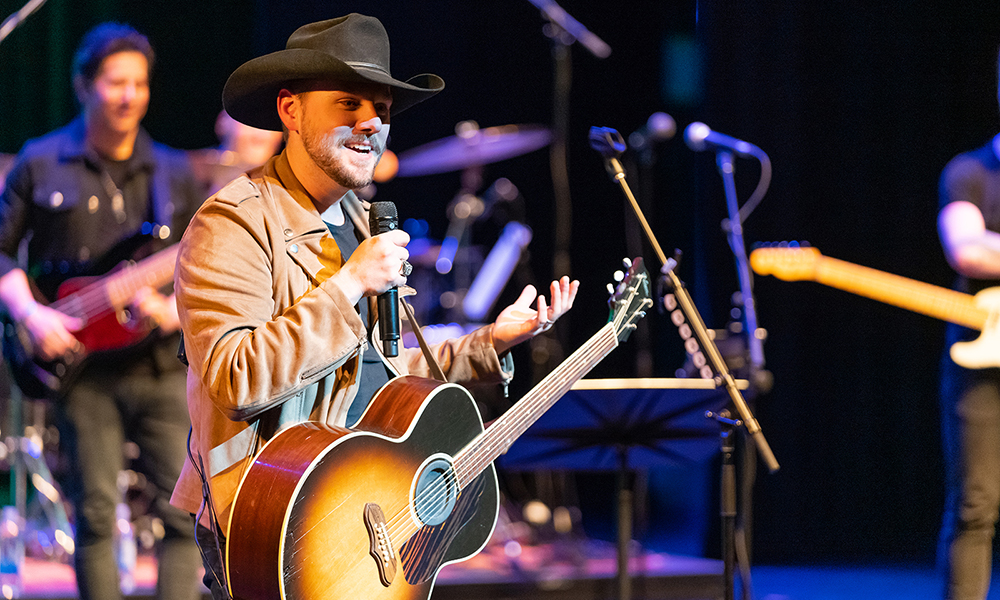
top-left (223, 13), bottom-right (445, 131)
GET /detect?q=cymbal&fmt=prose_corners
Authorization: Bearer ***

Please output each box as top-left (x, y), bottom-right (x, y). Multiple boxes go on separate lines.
top-left (397, 123), bottom-right (552, 177)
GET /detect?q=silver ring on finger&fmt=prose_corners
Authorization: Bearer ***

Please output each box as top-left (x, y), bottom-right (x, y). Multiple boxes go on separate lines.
top-left (400, 259), bottom-right (413, 277)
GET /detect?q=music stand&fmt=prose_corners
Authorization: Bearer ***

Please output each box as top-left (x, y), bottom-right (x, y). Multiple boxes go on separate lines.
top-left (498, 377), bottom-right (748, 600)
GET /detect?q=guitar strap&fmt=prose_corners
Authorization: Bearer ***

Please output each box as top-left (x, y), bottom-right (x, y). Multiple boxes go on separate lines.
top-left (400, 296), bottom-right (448, 383)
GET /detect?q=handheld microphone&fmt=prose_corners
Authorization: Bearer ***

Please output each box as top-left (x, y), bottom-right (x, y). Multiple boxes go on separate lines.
top-left (684, 121), bottom-right (761, 158)
top-left (368, 201), bottom-right (400, 357)
top-left (628, 112), bottom-right (676, 153)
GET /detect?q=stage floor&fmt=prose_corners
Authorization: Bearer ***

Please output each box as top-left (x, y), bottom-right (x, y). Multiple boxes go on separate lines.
top-left (12, 551), bottom-right (981, 599)
top-left (10, 541), bottom-right (724, 600)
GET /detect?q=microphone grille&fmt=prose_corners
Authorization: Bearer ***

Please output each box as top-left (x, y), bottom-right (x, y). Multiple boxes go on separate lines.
top-left (369, 201), bottom-right (398, 234)
top-left (684, 122), bottom-right (711, 152)
top-left (369, 201), bottom-right (398, 220)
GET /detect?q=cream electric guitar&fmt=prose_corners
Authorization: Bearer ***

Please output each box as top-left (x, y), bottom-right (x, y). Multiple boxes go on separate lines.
top-left (749, 245), bottom-right (999, 369)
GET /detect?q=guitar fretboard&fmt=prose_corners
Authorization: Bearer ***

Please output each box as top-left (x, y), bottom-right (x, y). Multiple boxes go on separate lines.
top-left (811, 255), bottom-right (987, 330)
top-left (452, 322), bottom-right (620, 488)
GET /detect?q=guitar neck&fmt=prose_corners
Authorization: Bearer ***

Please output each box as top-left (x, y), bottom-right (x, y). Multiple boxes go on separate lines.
top-left (452, 323), bottom-right (620, 488)
top-left (810, 255), bottom-right (986, 330)
top-left (53, 245), bottom-right (180, 317)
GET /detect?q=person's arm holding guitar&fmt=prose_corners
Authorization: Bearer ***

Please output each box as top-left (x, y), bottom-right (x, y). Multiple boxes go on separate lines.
top-left (0, 147), bottom-right (181, 387)
top-left (0, 268), bottom-right (82, 361)
top-left (939, 150), bottom-right (1000, 280)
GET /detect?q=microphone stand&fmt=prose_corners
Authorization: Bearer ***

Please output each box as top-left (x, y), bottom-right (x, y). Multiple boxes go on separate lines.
top-left (590, 128), bottom-right (778, 473)
top-left (715, 146), bottom-right (773, 600)
top-left (528, 0), bottom-right (610, 381)
top-left (707, 410), bottom-right (741, 600)
top-left (0, 0), bottom-right (48, 44)
top-left (591, 128), bottom-right (778, 600)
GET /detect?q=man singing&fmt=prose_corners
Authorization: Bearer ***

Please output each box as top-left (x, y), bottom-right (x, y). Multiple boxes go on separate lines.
top-left (169, 14), bottom-right (578, 599)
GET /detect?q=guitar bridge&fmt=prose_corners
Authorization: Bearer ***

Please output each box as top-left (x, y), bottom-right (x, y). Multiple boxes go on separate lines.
top-left (363, 503), bottom-right (397, 586)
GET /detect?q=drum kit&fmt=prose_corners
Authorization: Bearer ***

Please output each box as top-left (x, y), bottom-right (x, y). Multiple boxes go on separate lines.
top-left (396, 121), bottom-right (552, 177)
top-left (390, 121), bottom-right (552, 334)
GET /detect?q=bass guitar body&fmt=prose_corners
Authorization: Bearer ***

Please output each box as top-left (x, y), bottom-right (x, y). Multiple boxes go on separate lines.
top-left (226, 376), bottom-right (499, 600)
top-left (2, 273), bottom-right (157, 399)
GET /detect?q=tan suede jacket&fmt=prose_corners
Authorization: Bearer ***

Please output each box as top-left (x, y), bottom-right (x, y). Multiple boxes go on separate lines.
top-left (169, 152), bottom-right (510, 534)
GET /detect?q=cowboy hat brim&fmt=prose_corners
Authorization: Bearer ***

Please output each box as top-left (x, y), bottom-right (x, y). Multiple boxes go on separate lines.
top-left (223, 47), bottom-right (445, 131)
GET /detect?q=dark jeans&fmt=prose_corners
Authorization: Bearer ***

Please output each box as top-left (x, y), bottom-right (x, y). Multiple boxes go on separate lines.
top-left (939, 330), bottom-right (1000, 600)
top-left (58, 355), bottom-right (201, 600)
top-left (196, 524), bottom-right (230, 600)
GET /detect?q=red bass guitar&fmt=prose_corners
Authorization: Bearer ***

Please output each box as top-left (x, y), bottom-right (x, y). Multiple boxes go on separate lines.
top-left (2, 244), bottom-right (179, 398)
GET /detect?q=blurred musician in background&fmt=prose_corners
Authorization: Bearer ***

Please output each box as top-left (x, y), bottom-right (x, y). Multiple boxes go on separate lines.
top-left (168, 14), bottom-right (577, 599)
top-left (936, 47), bottom-right (1000, 600)
top-left (188, 109), bottom-right (283, 197)
top-left (0, 22), bottom-right (202, 600)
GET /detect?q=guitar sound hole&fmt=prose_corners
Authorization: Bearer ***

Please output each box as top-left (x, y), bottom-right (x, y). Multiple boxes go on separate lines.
top-left (413, 457), bottom-right (458, 527)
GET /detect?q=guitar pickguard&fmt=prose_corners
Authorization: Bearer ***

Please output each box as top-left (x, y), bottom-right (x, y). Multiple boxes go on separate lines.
top-left (951, 288), bottom-right (1000, 369)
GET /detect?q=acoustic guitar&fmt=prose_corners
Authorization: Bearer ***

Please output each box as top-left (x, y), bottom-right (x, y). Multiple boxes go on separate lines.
top-left (749, 244), bottom-right (997, 369)
top-left (225, 258), bottom-right (653, 600)
top-left (2, 243), bottom-right (179, 398)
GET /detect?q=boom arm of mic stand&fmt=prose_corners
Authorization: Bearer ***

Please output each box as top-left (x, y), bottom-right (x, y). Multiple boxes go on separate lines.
top-left (605, 157), bottom-right (779, 472)
top-left (0, 0), bottom-right (48, 44)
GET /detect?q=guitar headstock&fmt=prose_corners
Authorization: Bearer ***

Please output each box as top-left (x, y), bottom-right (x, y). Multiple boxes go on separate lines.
top-left (607, 257), bottom-right (652, 343)
top-left (749, 243), bottom-right (823, 282)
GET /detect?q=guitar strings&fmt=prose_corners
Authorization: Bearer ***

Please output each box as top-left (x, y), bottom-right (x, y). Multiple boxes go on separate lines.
top-left (47, 249), bottom-right (178, 322)
top-left (380, 313), bottom-right (626, 544)
top-left (457, 329), bottom-right (616, 481)
top-left (379, 328), bottom-right (617, 547)
top-left (381, 331), bottom-right (613, 546)
top-left (375, 341), bottom-right (571, 543)
top-left (416, 290), bottom-right (642, 538)
top-left (456, 327), bottom-right (618, 484)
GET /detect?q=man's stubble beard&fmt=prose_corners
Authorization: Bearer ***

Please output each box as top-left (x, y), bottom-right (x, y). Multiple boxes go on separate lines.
top-left (301, 120), bottom-right (383, 190)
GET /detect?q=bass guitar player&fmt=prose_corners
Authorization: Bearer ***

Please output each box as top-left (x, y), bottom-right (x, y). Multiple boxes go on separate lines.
top-left (0, 22), bottom-right (203, 600)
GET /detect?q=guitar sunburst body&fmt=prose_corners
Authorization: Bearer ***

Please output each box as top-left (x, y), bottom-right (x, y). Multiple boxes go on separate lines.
top-left (749, 245), bottom-right (999, 369)
top-left (226, 377), bottom-right (499, 600)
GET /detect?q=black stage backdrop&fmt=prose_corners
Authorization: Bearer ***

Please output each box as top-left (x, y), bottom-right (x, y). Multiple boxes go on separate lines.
top-left (1, 0), bottom-right (999, 565)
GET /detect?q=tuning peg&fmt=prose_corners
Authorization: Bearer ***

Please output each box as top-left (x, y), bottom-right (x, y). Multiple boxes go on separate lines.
top-left (622, 257), bottom-right (632, 268)
top-left (613, 270), bottom-right (625, 283)
top-left (755, 240), bottom-right (811, 248)
top-left (606, 283), bottom-right (615, 295)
